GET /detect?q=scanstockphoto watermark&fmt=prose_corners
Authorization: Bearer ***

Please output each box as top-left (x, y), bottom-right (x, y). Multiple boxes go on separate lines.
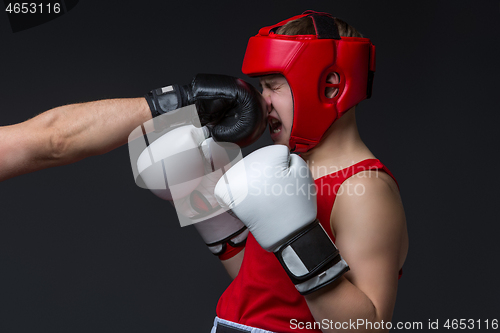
top-left (290, 318), bottom-right (423, 330)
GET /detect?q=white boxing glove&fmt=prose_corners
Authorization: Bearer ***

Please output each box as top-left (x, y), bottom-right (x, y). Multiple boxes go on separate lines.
top-left (137, 126), bottom-right (248, 258)
top-left (177, 137), bottom-right (248, 257)
top-left (136, 124), bottom-right (209, 201)
top-left (215, 145), bottom-right (349, 295)
top-left (193, 212), bottom-right (248, 258)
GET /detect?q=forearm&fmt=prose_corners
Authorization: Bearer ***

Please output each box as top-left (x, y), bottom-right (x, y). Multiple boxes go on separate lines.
top-left (39, 98), bottom-right (151, 158)
top-left (0, 97), bottom-right (151, 181)
top-left (220, 249), bottom-right (244, 279)
top-left (304, 276), bottom-right (389, 333)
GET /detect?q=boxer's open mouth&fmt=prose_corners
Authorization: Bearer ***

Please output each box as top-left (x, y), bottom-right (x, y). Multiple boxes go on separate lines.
top-left (269, 116), bottom-right (282, 134)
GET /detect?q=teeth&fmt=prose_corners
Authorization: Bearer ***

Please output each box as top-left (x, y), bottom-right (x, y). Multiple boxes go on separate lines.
top-left (270, 118), bottom-right (279, 125)
top-left (269, 117), bottom-right (281, 135)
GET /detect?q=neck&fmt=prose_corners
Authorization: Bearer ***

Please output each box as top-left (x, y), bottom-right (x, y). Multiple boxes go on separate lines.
top-left (300, 107), bottom-right (375, 179)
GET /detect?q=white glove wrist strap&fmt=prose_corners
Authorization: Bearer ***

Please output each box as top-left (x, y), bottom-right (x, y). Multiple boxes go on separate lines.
top-left (273, 220), bottom-right (350, 295)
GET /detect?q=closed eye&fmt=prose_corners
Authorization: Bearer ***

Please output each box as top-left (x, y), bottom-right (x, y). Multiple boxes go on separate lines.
top-left (269, 83), bottom-right (283, 91)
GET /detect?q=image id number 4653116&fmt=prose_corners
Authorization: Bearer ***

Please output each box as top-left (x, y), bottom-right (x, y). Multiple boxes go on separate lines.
top-left (5, 2), bottom-right (61, 14)
top-left (440, 319), bottom-right (498, 330)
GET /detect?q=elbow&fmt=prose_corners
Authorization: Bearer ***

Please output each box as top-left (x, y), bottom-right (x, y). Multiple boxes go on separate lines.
top-left (48, 130), bottom-right (72, 162)
top-left (366, 307), bottom-right (392, 333)
top-left (48, 129), bottom-right (94, 163)
top-left (348, 300), bottom-right (390, 333)
top-left (34, 110), bottom-right (71, 162)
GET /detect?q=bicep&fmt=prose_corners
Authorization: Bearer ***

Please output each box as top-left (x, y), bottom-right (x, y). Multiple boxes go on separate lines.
top-left (336, 234), bottom-right (400, 320)
top-left (332, 176), bottom-right (407, 320)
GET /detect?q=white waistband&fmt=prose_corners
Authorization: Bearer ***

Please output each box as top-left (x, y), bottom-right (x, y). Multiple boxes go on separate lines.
top-left (211, 317), bottom-right (276, 333)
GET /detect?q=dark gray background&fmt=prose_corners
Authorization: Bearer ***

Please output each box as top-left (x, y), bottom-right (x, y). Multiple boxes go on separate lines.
top-left (1, 0), bottom-right (499, 332)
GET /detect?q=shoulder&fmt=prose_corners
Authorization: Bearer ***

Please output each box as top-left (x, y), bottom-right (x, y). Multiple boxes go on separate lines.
top-left (331, 169), bottom-right (407, 260)
top-left (334, 169), bottom-right (402, 223)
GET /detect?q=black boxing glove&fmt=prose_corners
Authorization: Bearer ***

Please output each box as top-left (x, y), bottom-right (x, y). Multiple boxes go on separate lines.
top-left (145, 74), bottom-right (267, 147)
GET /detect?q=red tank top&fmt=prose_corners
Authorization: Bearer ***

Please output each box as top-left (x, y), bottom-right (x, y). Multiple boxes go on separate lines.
top-left (216, 159), bottom-right (400, 332)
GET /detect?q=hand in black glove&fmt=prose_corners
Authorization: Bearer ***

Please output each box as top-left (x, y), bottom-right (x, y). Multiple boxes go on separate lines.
top-left (145, 74), bottom-right (267, 147)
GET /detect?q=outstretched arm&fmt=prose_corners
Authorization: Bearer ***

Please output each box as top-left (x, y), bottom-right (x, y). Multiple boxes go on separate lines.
top-left (0, 98), bottom-right (151, 182)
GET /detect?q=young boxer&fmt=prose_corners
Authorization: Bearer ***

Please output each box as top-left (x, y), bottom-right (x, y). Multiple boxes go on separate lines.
top-left (212, 11), bottom-right (408, 333)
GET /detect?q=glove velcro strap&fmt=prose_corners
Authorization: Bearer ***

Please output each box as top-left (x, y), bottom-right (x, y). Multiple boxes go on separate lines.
top-left (145, 84), bottom-right (190, 117)
top-left (206, 227), bottom-right (249, 256)
top-left (295, 257), bottom-right (349, 295)
top-left (274, 220), bottom-right (349, 295)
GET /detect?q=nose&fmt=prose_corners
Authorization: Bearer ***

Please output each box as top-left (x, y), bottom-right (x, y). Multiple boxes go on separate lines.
top-left (260, 91), bottom-right (272, 113)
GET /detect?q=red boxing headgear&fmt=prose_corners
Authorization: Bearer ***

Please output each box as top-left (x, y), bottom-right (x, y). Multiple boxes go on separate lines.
top-left (242, 11), bottom-right (376, 152)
